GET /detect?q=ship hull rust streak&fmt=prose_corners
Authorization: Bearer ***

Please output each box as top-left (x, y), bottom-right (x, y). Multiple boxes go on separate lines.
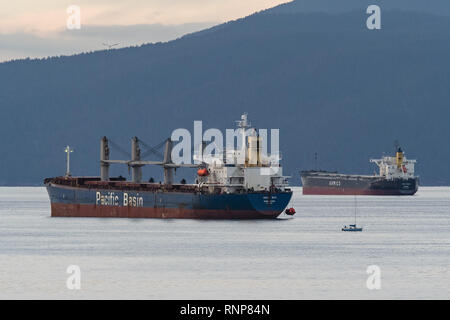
top-left (50, 203), bottom-right (282, 219)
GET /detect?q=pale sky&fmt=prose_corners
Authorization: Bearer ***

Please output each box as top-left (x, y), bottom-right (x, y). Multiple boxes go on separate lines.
top-left (0, 0), bottom-right (289, 62)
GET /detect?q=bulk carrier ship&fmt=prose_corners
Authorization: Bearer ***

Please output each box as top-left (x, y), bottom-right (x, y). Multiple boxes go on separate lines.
top-left (301, 147), bottom-right (419, 195)
top-left (44, 114), bottom-right (294, 219)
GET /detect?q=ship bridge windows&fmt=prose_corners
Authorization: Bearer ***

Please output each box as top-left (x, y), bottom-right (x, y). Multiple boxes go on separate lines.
top-left (230, 177), bottom-right (244, 185)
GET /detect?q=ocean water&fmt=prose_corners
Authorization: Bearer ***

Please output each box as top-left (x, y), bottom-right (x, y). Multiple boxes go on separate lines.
top-left (0, 186), bottom-right (449, 299)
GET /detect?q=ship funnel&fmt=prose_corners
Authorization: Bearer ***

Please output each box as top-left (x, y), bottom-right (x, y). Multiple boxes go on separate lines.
top-left (396, 147), bottom-right (404, 168)
top-left (247, 134), bottom-right (261, 167)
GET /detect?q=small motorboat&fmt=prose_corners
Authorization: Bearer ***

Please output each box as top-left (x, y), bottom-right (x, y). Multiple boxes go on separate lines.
top-left (342, 224), bottom-right (363, 232)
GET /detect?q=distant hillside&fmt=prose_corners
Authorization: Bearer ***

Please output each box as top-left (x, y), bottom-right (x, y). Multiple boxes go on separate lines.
top-left (1, 6), bottom-right (450, 185)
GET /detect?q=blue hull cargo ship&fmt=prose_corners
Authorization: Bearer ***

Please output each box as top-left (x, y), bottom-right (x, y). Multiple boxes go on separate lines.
top-left (45, 179), bottom-right (293, 219)
top-left (45, 114), bottom-right (293, 219)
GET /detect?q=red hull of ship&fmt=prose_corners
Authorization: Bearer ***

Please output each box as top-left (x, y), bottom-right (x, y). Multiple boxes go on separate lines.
top-left (302, 187), bottom-right (412, 196)
top-left (50, 203), bottom-right (281, 220)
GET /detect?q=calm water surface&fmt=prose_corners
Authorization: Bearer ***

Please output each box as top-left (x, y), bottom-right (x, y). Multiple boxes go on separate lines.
top-left (0, 187), bottom-right (449, 299)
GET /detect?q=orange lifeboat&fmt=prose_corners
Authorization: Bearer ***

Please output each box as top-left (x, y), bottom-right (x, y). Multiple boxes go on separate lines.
top-left (197, 168), bottom-right (209, 177)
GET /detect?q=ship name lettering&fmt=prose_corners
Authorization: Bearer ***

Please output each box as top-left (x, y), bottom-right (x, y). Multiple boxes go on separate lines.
top-left (329, 180), bottom-right (341, 187)
top-left (96, 192), bottom-right (119, 206)
top-left (123, 193), bottom-right (144, 207)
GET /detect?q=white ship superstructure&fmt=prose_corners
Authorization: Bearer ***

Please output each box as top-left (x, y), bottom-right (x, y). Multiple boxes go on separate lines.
top-left (195, 114), bottom-right (290, 193)
top-left (370, 148), bottom-right (417, 180)
top-left (301, 145), bottom-right (419, 195)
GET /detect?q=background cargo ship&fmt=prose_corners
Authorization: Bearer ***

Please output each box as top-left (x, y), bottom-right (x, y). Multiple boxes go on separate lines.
top-left (301, 147), bottom-right (419, 195)
top-left (45, 114), bottom-right (293, 219)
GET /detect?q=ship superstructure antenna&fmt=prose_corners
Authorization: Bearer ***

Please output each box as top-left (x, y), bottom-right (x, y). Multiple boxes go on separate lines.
top-left (64, 145), bottom-right (74, 177)
top-left (235, 113), bottom-right (252, 160)
top-left (236, 113), bottom-right (251, 130)
top-left (394, 140), bottom-right (400, 153)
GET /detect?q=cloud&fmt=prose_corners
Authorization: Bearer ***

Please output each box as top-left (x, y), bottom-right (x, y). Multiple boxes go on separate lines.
top-left (1, 0), bottom-right (289, 34)
top-left (0, 0), bottom-right (290, 61)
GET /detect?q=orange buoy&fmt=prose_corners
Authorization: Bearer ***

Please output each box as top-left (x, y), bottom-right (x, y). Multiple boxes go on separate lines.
top-left (197, 168), bottom-right (209, 177)
top-left (285, 208), bottom-right (296, 216)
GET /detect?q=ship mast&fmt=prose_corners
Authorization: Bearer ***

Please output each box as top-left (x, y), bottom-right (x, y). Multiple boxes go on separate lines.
top-left (64, 145), bottom-right (74, 177)
top-left (100, 137), bottom-right (110, 181)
